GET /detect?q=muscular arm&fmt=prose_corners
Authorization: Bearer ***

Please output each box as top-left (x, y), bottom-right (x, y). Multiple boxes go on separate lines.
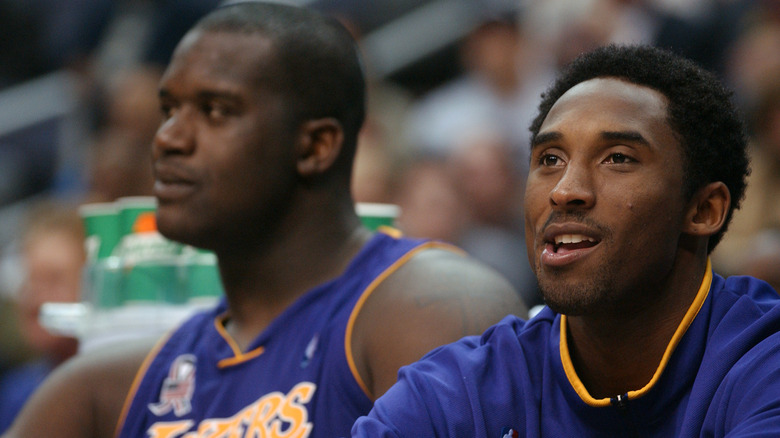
top-left (2, 339), bottom-right (153, 438)
top-left (351, 248), bottom-right (526, 399)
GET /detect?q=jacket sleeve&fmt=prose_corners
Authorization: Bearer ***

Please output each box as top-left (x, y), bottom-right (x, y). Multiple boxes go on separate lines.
top-left (351, 337), bottom-right (485, 438)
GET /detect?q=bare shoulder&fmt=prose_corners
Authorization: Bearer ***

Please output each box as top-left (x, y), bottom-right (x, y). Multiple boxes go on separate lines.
top-left (388, 246), bottom-right (528, 320)
top-left (3, 338), bottom-right (156, 438)
top-left (351, 245), bottom-right (527, 398)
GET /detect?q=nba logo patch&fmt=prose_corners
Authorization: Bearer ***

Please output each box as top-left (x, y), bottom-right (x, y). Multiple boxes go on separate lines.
top-left (500, 426), bottom-right (519, 438)
top-left (148, 354), bottom-right (197, 417)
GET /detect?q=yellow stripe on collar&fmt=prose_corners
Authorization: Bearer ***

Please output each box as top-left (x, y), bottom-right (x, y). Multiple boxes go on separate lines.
top-left (560, 259), bottom-right (713, 407)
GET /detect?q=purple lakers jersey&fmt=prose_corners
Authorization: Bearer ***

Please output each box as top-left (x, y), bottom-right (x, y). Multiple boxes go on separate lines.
top-left (352, 265), bottom-right (780, 437)
top-left (115, 230), bottom-right (456, 438)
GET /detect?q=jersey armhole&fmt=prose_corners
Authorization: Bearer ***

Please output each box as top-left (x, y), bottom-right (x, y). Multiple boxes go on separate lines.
top-left (343, 241), bottom-right (464, 399)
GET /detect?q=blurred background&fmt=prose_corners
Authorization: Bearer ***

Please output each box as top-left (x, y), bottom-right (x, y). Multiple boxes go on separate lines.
top-left (0, 0), bottom-right (779, 427)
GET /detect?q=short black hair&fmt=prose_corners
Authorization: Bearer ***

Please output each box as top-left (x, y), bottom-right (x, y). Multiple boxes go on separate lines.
top-left (529, 44), bottom-right (749, 252)
top-left (194, 1), bottom-right (366, 164)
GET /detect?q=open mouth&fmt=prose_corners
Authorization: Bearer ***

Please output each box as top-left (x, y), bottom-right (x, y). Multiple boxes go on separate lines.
top-left (551, 234), bottom-right (598, 254)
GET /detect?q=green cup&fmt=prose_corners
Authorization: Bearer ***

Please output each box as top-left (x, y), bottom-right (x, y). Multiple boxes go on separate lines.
top-left (185, 252), bottom-right (224, 304)
top-left (116, 196), bottom-right (158, 260)
top-left (114, 197), bottom-right (189, 306)
top-left (355, 203), bottom-right (400, 231)
top-left (122, 262), bottom-right (183, 304)
top-left (84, 256), bottom-right (123, 308)
top-left (116, 196), bottom-right (183, 261)
top-left (79, 203), bottom-right (121, 261)
top-left (117, 196), bottom-right (157, 236)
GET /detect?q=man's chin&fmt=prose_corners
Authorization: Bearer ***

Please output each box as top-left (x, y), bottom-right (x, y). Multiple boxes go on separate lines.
top-left (156, 220), bottom-right (200, 249)
top-left (539, 283), bottom-right (601, 317)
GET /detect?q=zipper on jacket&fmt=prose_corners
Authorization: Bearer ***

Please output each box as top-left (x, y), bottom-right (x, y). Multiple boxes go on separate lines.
top-left (611, 393), bottom-right (644, 437)
top-left (610, 393), bottom-right (629, 411)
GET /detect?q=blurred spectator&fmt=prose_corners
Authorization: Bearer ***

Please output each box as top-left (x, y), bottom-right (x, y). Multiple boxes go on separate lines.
top-left (85, 66), bottom-right (160, 202)
top-left (396, 9), bottom-right (553, 308)
top-left (712, 79), bottom-right (780, 277)
top-left (740, 230), bottom-right (780, 292)
top-left (393, 156), bottom-right (468, 244)
top-left (332, 12), bottom-right (418, 205)
top-left (448, 132), bottom-right (523, 228)
top-left (391, 133), bottom-right (542, 308)
top-left (352, 133), bottom-right (405, 205)
top-left (403, 12), bottom-right (552, 167)
top-left (523, 0), bottom-right (643, 70)
top-left (0, 200), bottom-right (85, 433)
top-left (723, 0), bottom-right (780, 109)
top-left (447, 133), bottom-right (541, 308)
top-left (0, 296), bottom-right (34, 388)
top-left (522, 0), bottom-right (751, 77)
top-left (522, 0), bottom-right (660, 73)
top-left (351, 76), bottom-right (416, 204)
top-left (652, 0), bottom-right (753, 77)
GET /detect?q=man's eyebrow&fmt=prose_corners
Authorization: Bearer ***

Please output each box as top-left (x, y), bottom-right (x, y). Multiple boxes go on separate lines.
top-left (531, 132), bottom-right (562, 148)
top-left (196, 90), bottom-right (242, 101)
top-left (531, 130), bottom-right (652, 149)
top-left (157, 89), bottom-right (242, 101)
top-left (600, 130), bottom-right (650, 146)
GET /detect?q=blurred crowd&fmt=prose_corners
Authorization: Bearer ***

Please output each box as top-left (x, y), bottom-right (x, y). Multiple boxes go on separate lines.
top-left (0, 0), bottom-right (779, 430)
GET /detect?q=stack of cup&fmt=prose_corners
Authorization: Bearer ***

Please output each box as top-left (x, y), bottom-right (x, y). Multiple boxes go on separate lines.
top-left (76, 201), bottom-right (398, 315)
top-left (79, 197), bottom-right (224, 311)
top-left (114, 196), bottom-right (184, 304)
top-left (79, 202), bottom-right (122, 308)
top-left (355, 202), bottom-right (400, 231)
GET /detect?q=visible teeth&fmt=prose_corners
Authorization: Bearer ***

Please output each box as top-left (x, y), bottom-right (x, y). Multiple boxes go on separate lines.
top-left (554, 234), bottom-right (595, 245)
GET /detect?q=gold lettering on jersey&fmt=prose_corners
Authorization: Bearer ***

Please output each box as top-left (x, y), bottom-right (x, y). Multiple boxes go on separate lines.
top-left (147, 382), bottom-right (316, 438)
top-left (149, 421), bottom-right (195, 438)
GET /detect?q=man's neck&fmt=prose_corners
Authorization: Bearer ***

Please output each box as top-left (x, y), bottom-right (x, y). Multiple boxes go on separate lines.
top-left (564, 258), bottom-right (709, 399)
top-left (216, 209), bottom-right (370, 351)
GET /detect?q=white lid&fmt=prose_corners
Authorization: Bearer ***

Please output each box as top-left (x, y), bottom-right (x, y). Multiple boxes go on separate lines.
top-left (355, 202), bottom-right (401, 218)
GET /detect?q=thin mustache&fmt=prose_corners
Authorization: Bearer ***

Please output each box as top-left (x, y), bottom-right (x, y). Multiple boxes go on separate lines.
top-left (541, 211), bottom-right (610, 238)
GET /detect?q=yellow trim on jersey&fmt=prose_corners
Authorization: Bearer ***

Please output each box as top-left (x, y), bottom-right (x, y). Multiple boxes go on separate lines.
top-left (114, 333), bottom-right (173, 437)
top-left (344, 232), bottom-right (465, 400)
top-left (213, 313), bottom-right (266, 368)
top-left (560, 259), bottom-right (713, 407)
top-left (376, 225), bottom-right (403, 238)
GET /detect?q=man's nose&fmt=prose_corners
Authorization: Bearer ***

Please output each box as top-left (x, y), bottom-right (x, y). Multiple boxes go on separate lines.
top-left (549, 163), bottom-right (595, 210)
top-left (152, 109), bottom-right (195, 158)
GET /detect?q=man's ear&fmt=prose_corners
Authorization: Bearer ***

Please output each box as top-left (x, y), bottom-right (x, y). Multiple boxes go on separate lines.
top-left (683, 181), bottom-right (730, 237)
top-left (296, 118), bottom-right (344, 176)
